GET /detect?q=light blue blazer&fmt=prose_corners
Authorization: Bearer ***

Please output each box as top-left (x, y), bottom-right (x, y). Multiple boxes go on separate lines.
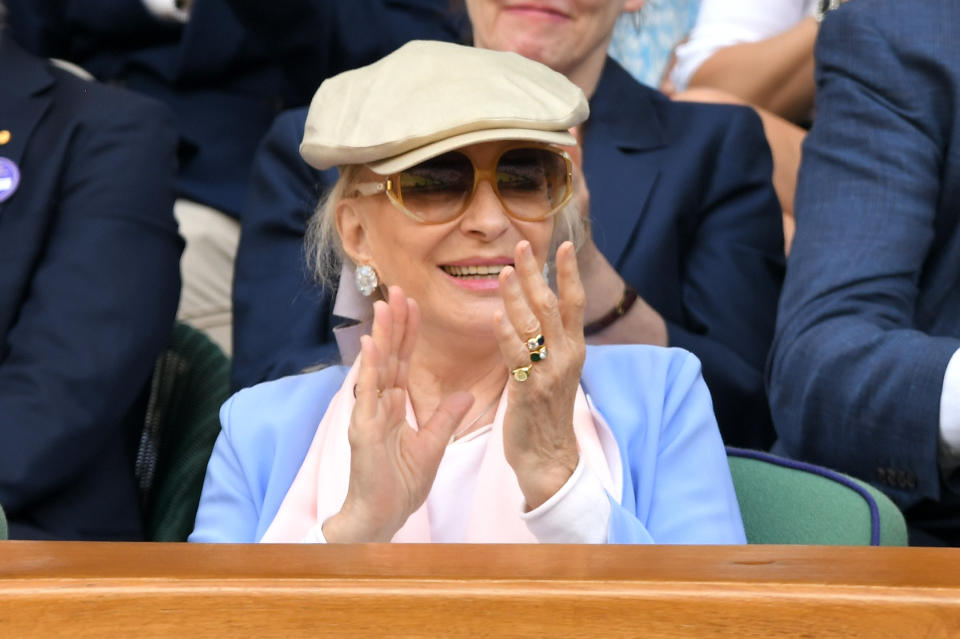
top-left (190, 345), bottom-right (746, 544)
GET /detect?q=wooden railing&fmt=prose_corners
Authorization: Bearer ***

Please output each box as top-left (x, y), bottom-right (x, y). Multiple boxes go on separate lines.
top-left (1, 542), bottom-right (959, 637)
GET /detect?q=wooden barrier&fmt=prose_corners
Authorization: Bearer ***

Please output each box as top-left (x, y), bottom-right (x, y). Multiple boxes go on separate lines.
top-left (0, 542), bottom-right (959, 637)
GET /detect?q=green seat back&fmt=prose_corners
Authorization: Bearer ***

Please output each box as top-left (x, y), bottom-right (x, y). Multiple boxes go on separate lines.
top-left (0, 502), bottom-right (7, 540)
top-left (138, 322), bottom-right (230, 541)
top-left (727, 447), bottom-right (908, 545)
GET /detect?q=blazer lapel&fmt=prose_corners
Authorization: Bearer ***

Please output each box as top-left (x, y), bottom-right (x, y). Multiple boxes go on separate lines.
top-left (584, 59), bottom-right (666, 269)
top-left (0, 36), bottom-right (53, 216)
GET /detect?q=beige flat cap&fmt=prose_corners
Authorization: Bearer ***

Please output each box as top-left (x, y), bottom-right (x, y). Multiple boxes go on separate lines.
top-left (300, 40), bottom-right (589, 174)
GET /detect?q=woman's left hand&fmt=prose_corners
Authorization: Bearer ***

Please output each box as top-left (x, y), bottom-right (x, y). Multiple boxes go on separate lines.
top-left (494, 240), bottom-right (586, 510)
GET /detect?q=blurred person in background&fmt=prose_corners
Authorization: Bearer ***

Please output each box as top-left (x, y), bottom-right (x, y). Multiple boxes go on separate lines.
top-left (3, 0), bottom-right (463, 353)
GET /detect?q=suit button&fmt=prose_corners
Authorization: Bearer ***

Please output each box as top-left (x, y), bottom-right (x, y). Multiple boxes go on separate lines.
top-left (905, 472), bottom-right (918, 490)
top-left (876, 467), bottom-right (889, 483)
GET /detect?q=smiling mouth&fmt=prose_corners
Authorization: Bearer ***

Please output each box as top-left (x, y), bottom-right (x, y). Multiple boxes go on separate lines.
top-left (505, 4), bottom-right (569, 19)
top-left (441, 264), bottom-right (510, 278)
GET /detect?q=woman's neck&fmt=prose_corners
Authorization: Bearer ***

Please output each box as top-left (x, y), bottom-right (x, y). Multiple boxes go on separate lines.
top-left (405, 328), bottom-right (507, 437)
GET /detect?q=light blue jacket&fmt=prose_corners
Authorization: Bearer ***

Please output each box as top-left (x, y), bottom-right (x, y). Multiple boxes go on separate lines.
top-left (190, 345), bottom-right (745, 544)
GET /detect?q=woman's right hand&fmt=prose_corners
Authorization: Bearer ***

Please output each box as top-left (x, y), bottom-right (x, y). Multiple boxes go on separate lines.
top-left (322, 286), bottom-right (474, 542)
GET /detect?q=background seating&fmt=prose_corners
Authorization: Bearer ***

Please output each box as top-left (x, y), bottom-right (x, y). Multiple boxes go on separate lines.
top-left (137, 322), bottom-right (231, 542)
top-left (727, 447), bottom-right (908, 545)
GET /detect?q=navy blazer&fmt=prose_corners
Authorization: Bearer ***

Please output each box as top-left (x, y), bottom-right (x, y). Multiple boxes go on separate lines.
top-left (0, 36), bottom-right (182, 539)
top-left (232, 57), bottom-right (783, 450)
top-left (767, 0), bottom-right (960, 545)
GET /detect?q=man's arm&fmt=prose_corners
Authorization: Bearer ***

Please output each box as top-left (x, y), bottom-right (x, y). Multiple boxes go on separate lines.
top-left (768, 4), bottom-right (960, 507)
top-left (671, 0), bottom-right (815, 122)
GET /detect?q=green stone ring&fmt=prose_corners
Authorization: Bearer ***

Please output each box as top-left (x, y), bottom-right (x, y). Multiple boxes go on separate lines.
top-left (530, 346), bottom-right (547, 363)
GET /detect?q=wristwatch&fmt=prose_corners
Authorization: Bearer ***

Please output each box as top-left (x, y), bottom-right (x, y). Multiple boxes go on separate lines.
top-left (815, 0), bottom-right (845, 23)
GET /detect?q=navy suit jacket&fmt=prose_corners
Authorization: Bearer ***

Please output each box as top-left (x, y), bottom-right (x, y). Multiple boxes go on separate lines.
top-left (232, 57), bottom-right (783, 449)
top-left (767, 0), bottom-right (960, 544)
top-left (0, 36), bottom-right (182, 539)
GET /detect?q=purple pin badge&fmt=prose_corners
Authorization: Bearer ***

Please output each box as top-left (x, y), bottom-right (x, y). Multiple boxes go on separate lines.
top-left (0, 157), bottom-right (20, 203)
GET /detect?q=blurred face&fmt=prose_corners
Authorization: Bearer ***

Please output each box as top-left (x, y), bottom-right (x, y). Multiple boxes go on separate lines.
top-left (465, 0), bottom-right (644, 92)
top-left (337, 141), bottom-right (558, 342)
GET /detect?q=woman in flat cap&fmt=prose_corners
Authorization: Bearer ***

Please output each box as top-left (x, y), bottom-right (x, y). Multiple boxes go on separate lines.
top-left (190, 41), bottom-right (745, 544)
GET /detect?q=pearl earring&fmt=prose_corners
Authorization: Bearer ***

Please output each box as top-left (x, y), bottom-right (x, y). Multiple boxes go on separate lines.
top-left (355, 264), bottom-right (378, 296)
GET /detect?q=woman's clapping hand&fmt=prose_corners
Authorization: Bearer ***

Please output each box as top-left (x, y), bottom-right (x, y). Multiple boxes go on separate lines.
top-left (494, 240), bottom-right (586, 509)
top-left (322, 287), bottom-right (473, 542)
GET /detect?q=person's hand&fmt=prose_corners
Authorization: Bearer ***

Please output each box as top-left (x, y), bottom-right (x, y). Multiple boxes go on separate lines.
top-left (323, 287), bottom-right (473, 542)
top-left (493, 240), bottom-right (585, 509)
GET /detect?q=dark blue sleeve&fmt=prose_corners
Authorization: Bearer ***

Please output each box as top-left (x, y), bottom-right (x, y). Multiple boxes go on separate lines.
top-left (231, 108), bottom-right (340, 391)
top-left (767, 3), bottom-right (959, 507)
top-left (222, 0), bottom-right (468, 103)
top-left (666, 106), bottom-right (784, 450)
top-left (0, 93), bottom-right (182, 512)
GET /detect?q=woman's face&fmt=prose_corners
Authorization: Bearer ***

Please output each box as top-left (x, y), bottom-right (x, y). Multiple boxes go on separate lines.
top-left (337, 141), bottom-right (557, 342)
top-left (465, 0), bottom-right (644, 84)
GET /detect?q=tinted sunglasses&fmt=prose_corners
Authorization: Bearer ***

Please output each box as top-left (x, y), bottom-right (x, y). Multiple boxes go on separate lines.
top-left (352, 144), bottom-right (574, 224)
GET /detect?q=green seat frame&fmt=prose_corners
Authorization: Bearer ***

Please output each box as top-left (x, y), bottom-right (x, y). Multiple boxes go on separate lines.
top-left (727, 447), bottom-right (908, 545)
top-left (137, 322), bottom-right (231, 541)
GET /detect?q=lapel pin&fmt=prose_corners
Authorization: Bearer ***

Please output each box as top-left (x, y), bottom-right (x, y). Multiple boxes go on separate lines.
top-left (0, 131), bottom-right (10, 146)
top-left (0, 157), bottom-right (21, 203)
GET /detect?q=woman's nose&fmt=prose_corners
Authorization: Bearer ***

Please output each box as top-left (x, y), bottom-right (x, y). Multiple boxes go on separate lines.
top-left (458, 179), bottom-right (511, 239)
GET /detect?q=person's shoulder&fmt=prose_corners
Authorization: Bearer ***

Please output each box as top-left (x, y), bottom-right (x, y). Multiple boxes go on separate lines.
top-left (605, 61), bottom-right (763, 145)
top-left (221, 366), bottom-right (350, 437)
top-left (45, 61), bottom-right (175, 128)
top-left (653, 94), bottom-right (765, 153)
top-left (271, 106), bottom-right (310, 136)
top-left (596, 59), bottom-right (764, 150)
top-left (819, 0), bottom-right (950, 63)
top-left (584, 344), bottom-right (702, 389)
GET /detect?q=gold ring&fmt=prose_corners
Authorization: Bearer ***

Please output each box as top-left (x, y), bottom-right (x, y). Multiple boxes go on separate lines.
top-left (530, 346), bottom-right (547, 362)
top-left (353, 384), bottom-right (383, 398)
top-left (526, 334), bottom-right (545, 352)
top-left (511, 364), bottom-right (533, 382)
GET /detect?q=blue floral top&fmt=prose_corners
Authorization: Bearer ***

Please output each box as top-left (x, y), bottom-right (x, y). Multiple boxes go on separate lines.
top-left (607, 0), bottom-right (702, 88)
